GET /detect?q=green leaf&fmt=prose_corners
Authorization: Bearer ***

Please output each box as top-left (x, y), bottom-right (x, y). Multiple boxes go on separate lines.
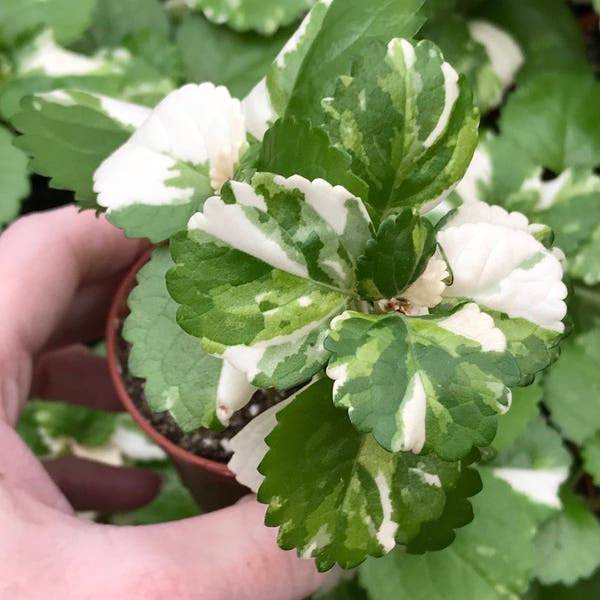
top-left (257, 0), bottom-right (424, 131)
top-left (11, 90), bottom-right (143, 209)
top-left (187, 0), bottom-right (314, 35)
top-left (492, 382), bottom-right (542, 451)
top-left (582, 433), bottom-right (600, 487)
top-left (0, 0), bottom-right (96, 48)
top-left (123, 247), bottom-right (229, 432)
top-left (257, 118), bottom-right (368, 200)
top-left (323, 38), bottom-right (479, 220)
top-left (325, 307), bottom-right (519, 460)
top-left (544, 329), bottom-right (600, 445)
top-left (175, 15), bottom-right (291, 99)
top-left (469, 0), bottom-right (589, 83)
top-left (533, 491), bottom-right (600, 586)
top-left (355, 209), bottom-right (436, 301)
top-left (259, 377), bottom-right (468, 571)
top-left (307, 578), bottom-right (368, 600)
top-left (74, 0), bottom-right (169, 50)
top-left (499, 73), bottom-right (600, 173)
top-left (570, 229), bottom-right (600, 286)
top-left (359, 470), bottom-right (541, 600)
top-left (0, 125), bottom-right (30, 226)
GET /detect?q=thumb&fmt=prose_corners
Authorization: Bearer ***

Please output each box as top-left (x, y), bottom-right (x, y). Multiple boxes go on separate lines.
top-left (105, 498), bottom-right (327, 600)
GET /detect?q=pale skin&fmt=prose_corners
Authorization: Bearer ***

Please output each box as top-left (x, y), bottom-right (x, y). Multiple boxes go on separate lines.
top-left (0, 207), bottom-right (325, 599)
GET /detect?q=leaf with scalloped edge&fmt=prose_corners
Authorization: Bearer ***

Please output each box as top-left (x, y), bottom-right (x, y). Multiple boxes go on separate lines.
top-left (94, 83), bottom-right (245, 241)
top-left (258, 377), bottom-right (470, 571)
top-left (0, 125), bottom-right (30, 226)
top-left (12, 89), bottom-right (147, 210)
top-left (322, 38), bottom-right (478, 221)
top-left (325, 306), bottom-right (519, 460)
top-left (545, 329), bottom-right (600, 445)
top-left (186, 0), bottom-right (314, 35)
top-left (355, 209), bottom-right (436, 301)
top-left (257, 118), bottom-right (367, 201)
top-left (123, 247), bottom-right (255, 431)
top-left (359, 471), bottom-right (542, 600)
top-left (242, 0), bottom-right (424, 138)
top-left (167, 172), bottom-right (373, 389)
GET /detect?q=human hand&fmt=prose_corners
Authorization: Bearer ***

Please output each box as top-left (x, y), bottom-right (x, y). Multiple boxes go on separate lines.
top-left (0, 207), bottom-right (325, 599)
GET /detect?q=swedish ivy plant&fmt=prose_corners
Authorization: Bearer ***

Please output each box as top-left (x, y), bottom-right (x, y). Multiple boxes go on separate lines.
top-left (10, 0), bottom-right (600, 596)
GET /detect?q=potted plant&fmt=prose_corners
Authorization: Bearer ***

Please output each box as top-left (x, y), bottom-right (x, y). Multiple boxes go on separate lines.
top-left (13, 0), bottom-right (600, 588)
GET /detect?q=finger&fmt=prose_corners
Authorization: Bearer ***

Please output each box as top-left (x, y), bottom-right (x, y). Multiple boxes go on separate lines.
top-left (44, 456), bottom-right (161, 512)
top-left (0, 206), bottom-right (147, 359)
top-left (108, 498), bottom-right (326, 600)
top-left (46, 272), bottom-right (126, 349)
top-left (30, 345), bottom-right (122, 412)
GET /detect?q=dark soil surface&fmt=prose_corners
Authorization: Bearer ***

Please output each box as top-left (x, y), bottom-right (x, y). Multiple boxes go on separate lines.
top-left (116, 329), bottom-right (295, 463)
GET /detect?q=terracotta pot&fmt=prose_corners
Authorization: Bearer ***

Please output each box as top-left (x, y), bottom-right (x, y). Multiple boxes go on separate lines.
top-left (106, 249), bottom-right (249, 511)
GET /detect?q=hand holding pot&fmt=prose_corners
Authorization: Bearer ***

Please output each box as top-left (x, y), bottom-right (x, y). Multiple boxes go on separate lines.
top-left (0, 207), bottom-right (324, 599)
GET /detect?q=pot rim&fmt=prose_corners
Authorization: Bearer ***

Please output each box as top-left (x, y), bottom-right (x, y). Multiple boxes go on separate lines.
top-left (106, 247), bottom-right (236, 479)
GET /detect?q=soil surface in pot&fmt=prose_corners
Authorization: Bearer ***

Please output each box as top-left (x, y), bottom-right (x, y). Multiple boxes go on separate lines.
top-left (116, 333), bottom-right (296, 463)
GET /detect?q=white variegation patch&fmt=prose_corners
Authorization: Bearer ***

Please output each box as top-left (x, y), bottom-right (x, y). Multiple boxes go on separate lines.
top-left (374, 472), bottom-right (398, 552)
top-left (409, 467), bottom-right (442, 488)
top-left (95, 83), bottom-right (247, 210)
top-left (215, 361), bottom-right (258, 426)
top-left (273, 174), bottom-right (371, 234)
top-left (439, 202), bottom-right (567, 332)
top-left (189, 194), bottom-right (309, 279)
top-left (403, 257), bottom-right (448, 308)
top-left (468, 20), bottom-right (524, 107)
top-left (493, 467), bottom-right (568, 508)
top-left (438, 303), bottom-right (507, 352)
top-left (241, 78), bottom-right (274, 140)
top-left (228, 396), bottom-right (296, 492)
top-left (112, 427), bottom-right (167, 461)
top-left (423, 62), bottom-right (460, 148)
top-left (18, 30), bottom-right (108, 76)
top-left (399, 373), bottom-right (427, 454)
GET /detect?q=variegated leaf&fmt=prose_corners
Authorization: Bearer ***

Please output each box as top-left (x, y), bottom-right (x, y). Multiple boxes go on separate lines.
top-left (187, 173), bottom-right (373, 292)
top-left (167, 231), bottom-right (348, 391)
top-left (12, 89), bottom-right (149, 210)
top-left (325, 306), bottom-right (520, 460)
top-left (242, 0), bottom-right (424, 138)
top-left (258, 377), bottom-right (470, 571)
top-left (186, 0), bottom-right (315, 35)
top-left (94, 83), bottom-right (247, 242)
top-left (168, 173), bottom-right (373, 389)
top-left (439, 201), bottom-right (567, 333)
top-left (322, 38), bottom-right (479, 220)
top-left (124, 247), bottom-right (256, 430)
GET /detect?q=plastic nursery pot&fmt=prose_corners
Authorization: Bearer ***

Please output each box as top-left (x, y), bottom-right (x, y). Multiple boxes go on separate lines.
top-left (106, 249), bottom-right (249, 512)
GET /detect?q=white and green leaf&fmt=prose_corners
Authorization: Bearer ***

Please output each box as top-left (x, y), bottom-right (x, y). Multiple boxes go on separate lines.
top-left (439, 201), bottom-right (567, 333)
top-left (94, 83), bottom-right (247, 242)
top-left (258, 377), bottom-right (470, 571)
top-left (12, 89), bottom-right (147, 209)
top-left (322, 38), bottom-right (479, 220)
top-left (243, 0), bottom-right (424, 137)
top-left (325, 307), bottom-right (519, 460)
top-left (186, 0), bottom-right (315, 36)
